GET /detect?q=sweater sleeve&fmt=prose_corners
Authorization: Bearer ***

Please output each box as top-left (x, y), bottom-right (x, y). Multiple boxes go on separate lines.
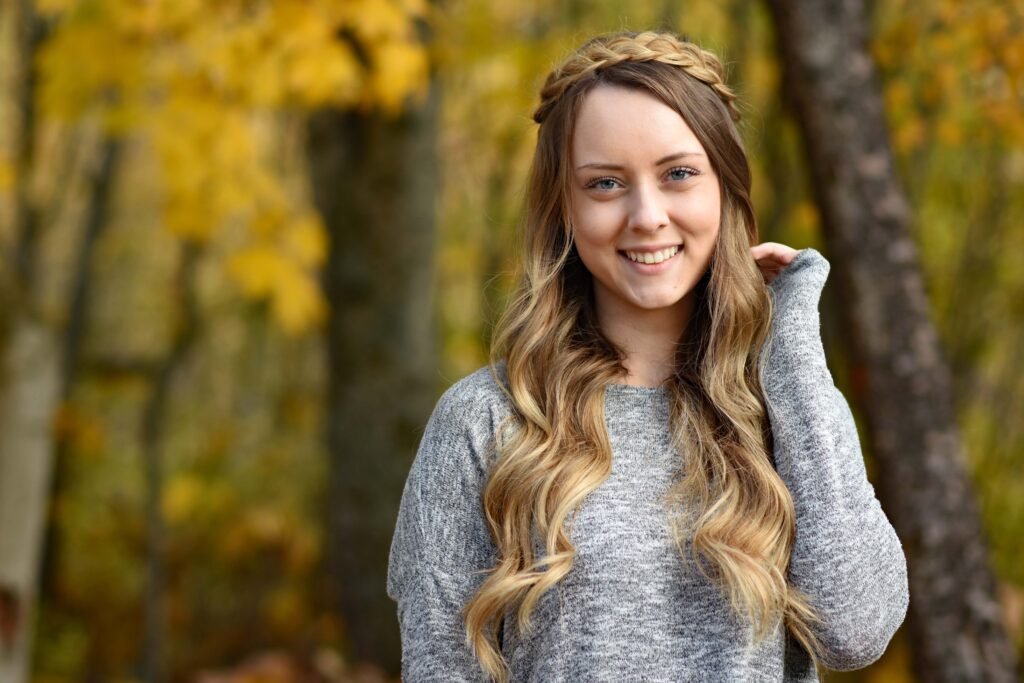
top-left (386, 376), bottom-right (502, 682)
top-left (760, 248), bottom-right (910, 671)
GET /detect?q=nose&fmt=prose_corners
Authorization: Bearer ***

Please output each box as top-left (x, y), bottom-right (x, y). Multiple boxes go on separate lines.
top-left (627, 179), bottom-right (669, 233)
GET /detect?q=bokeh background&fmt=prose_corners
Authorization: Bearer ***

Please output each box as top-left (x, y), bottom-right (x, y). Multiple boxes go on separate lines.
top-left (0, 0), bottom-right (1021, 681)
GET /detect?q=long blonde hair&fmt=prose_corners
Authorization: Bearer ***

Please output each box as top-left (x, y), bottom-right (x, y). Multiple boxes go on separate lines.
top-left (463, 30), bottom-right (825, 681)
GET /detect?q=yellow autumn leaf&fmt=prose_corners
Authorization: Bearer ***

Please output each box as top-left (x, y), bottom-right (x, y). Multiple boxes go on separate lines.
top-left (369, 39), bottom-right (430, 113)
top-left (244, 507), bottom-right (287, 544)
top-left (248, 172), bottom-right (291, 227)
top-left (346, 0), bottom-right (409, 42)
top-left (792, 201), bottom-right (820, 230)
top-left (289, 41), bottom-right (363, 107)
top-left (248, 51), bottom-right (289, 108)
top-left (161, 151), bottom-right (214, 197)
top-left (284, 213), bottom-right (328, 268)
top-left (247, 209), bottom-right (286, 240)
top-left (394, 0), bottom-right (429, 18)
top-left (1006, 112), bottom-right (1024, 147)
top-left (885, 80), bottom-right (912, 114)
top-left (894, 118), bottom-right (926, 154)
top-left (210, 176), bottom-right (256, 219)
top-left (744, 53), bottom-right (778, 101)
top-left (937, 119), bottom-right (963, 145)
top-left (982, 5), bottom-right (1011, 40)
top-left (102, 99), bottom-right (147, 135)
top-left (163, 475), bottom-right (204, 524)
top-left (934, 63), bottom-right (958, 93)
top-left (936, 0), bottom-right (959, 25)
top-left (211, 111), bottom-right (255, 167)
top-left (1004, 38), bottom-right (1024, 71)
top-left (0, 156), bottom-right (15, 193)
top-left (271, 262), bottom-right (326, 334)
top-left (34, 0), bottom-right (77, 18)
top-left (164, 198), bottom-right (215, 242)
top-left (271, 0), bottom-right (331, 50)
top-left (226, 244), bottom-right (286, 298)
top-left (787, 201), bottom-right (821, 248)
top-left (36, 25), bottom-right (108, 120)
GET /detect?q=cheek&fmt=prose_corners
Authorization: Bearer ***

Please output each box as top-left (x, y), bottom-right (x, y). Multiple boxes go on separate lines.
top-left (573, 234), bottom-right (609, 273)
top-left (571, 204), bottom-right (619, 245)
top-left (677, 194), bottom-right (721, 237)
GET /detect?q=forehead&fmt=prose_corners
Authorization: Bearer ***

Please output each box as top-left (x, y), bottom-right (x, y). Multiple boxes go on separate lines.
top-left (571, 84), bottom-right (705, 163)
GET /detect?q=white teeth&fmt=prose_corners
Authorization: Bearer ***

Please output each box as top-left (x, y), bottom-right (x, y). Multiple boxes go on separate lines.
top-left (625, 245), bottom-right (679, 264)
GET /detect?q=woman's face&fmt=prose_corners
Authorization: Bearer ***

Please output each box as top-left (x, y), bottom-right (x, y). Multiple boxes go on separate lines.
top-left (569, 84), bottom-right (721, 328)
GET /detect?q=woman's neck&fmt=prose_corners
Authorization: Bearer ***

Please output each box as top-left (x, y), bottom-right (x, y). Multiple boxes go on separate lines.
top-left (596, 292), bottom-right (695, 387)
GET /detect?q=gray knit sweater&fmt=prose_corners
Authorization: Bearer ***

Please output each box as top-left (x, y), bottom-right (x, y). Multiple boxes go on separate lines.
top-left (386, 248), bottom-right (909, 681)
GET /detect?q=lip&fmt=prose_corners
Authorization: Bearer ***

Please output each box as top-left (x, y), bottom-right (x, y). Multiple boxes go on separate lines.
top-left (618, 244), bottom-right (682, 273)
top-left (618, 243), bottom-right (682, 253)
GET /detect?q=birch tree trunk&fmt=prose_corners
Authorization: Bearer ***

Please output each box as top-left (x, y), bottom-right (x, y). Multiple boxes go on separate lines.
top-left (764, 0), bottom-right (1020, 680)
top-left (0, 321), bottom-right (60, 683)
top-left (0, 1), bottom-right (57, 681)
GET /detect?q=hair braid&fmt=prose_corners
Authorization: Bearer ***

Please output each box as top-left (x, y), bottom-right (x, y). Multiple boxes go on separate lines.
top-left (533, 30), bottom-right (741, 125)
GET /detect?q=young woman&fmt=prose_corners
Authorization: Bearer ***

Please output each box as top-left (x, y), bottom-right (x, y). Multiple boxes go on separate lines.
top-left (386, 29), bottom-right (909, 682)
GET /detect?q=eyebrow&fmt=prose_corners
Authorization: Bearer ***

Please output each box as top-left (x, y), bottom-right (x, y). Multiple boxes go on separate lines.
top-left (575, 151), bottom-right (705, 171)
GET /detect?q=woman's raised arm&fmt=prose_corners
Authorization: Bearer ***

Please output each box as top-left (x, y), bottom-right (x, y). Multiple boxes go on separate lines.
top-left (760, 248), bottom-right (910, 671)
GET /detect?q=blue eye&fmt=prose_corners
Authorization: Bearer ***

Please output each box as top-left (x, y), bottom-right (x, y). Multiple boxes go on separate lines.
top-left (586, 177), bottom-right (621, 191)
top-left (668, 166), bottom-right (699, 181)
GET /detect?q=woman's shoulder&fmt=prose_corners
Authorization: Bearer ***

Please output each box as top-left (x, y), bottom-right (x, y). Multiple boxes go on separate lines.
top-left (436, 359), bottom-right (512, 411)
top-left (407, 361), bottom-right (516, 488)
top-left (427, 359), bottom-right (516, 443)
top-left (438, 359), bottom-right (510, 401)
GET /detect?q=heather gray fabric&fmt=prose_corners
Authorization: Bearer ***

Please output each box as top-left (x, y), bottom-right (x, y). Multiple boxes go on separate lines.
top-left (386, 248), bottom-right (909, 682)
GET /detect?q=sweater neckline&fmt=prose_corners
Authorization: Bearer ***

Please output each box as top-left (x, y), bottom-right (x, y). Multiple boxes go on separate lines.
top-left (604, 382), bottom-right (668, 396)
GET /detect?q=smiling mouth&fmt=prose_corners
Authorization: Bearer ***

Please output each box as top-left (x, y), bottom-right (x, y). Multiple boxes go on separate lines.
top-left (619, 244), bottom-right (681, 264)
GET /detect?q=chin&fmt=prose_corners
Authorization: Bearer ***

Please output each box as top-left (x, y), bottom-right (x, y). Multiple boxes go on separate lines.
top-left (635, 295), bottom-right (689, 311)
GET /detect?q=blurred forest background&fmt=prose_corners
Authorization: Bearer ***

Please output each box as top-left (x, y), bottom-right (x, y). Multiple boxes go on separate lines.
top-left (0, 0), bottom-right (1021, 682)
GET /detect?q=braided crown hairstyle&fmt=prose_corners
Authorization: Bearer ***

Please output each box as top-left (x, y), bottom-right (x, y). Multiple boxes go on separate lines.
top-left (533, 30), bottom-right (743, 124)
top-left (467, 30), bottom-right (826, 682)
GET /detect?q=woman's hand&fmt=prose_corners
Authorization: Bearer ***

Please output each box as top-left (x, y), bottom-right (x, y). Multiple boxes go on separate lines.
top-left (751, 242), bottom-right (800, 285)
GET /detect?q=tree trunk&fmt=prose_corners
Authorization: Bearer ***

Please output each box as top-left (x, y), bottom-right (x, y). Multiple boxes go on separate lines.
top-left (8, 0), bottom-right (46, 291)
top-left (136, 241), bottom-right (201, 683)
top-left (306, 45), bottom-right (440, 677)
top-left (39, 136), bottom-right (120, 629)
top-left (764, 0), bottom-right (1020, 680)
top-left (0, 319), bottom-right (60, 683)
top-left (0, 2), bottom-right (59, 682)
